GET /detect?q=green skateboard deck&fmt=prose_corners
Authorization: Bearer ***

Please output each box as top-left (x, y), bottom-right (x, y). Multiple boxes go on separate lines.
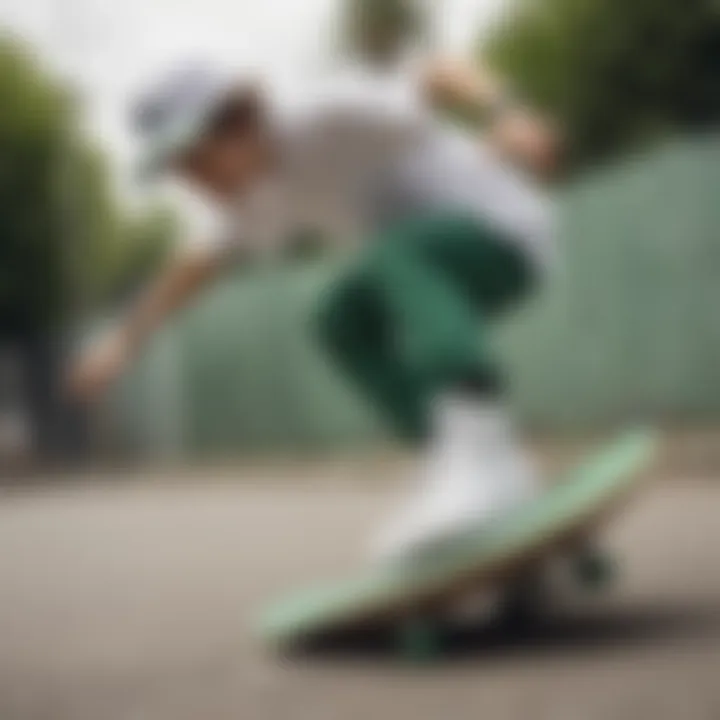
top-left (258, 428), bottom-right (658, 650)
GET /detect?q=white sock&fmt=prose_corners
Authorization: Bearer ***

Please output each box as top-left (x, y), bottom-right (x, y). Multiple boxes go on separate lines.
top-left (369, 394), bottom-right (538, 562)
top-left (429, 393), bottom-right (538, 508)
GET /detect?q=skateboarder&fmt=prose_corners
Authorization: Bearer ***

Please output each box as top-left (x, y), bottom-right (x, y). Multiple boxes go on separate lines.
top-left (69, 56), bottom-right (559, 561)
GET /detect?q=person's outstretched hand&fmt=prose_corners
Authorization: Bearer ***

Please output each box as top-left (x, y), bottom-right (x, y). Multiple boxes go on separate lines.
top-left (66, 328), bottom-right (132, 404)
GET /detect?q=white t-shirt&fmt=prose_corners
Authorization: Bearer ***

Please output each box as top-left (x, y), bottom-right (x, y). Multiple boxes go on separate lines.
top-left (172, 68), bottom-right (554, 270)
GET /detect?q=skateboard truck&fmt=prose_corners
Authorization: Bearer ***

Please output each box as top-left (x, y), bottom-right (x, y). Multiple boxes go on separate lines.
top-left (397, 615), bottom-right (444, 662)
top-left (572, 543), bottom-right (616, 590)
top-left (258, 430), bottom-right (657, 654)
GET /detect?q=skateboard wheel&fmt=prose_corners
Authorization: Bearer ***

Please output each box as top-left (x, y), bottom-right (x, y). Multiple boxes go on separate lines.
top-left (397, 617), bottom-right (443, 662)
top-left (574, 551), bottom-right (616, 589)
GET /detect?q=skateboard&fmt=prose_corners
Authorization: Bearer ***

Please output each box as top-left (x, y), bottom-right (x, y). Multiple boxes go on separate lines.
top-left (257, 428), bottom-right (659, 659)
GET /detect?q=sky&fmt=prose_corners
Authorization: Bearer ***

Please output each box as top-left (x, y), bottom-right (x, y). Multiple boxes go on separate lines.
top-left (0, 0), bottom-right (507, 164)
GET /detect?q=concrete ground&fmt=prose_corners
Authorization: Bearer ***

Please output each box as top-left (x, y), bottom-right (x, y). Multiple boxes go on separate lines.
top-left (0, 462), bottom-right (719, 720)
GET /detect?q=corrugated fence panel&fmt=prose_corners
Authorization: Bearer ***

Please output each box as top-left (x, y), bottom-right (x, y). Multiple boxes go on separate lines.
top-left (113, 137), bottom-right (720, 456)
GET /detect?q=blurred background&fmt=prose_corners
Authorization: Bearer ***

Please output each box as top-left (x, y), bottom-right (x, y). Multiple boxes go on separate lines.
top-left (0, 0), bottom-right (718, 470)
top-left (0, 3), bottom-right (719, 719)
top-left (1, 0), bottom-right (719, 472)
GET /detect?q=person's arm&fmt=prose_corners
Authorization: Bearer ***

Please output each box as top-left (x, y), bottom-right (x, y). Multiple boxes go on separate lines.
top-left (422, 58), bottom-right (560, 179)
top-left (68, 248), bottom-right (224, 403)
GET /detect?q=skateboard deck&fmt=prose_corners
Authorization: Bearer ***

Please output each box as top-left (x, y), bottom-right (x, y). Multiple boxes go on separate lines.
top-left (257, 428), bottom-right (658, 651)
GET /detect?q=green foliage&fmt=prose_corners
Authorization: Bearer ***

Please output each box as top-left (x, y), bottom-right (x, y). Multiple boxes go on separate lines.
top-left (0, 38), bottom-right (73, 335)
top-left (0, 36), bottom-right (174, 338)
top-left (109, 207), bottom-right (177, 302)
top-left (339, 0), bottom-right (428, 65)
top-left (483, 0), bottom-right (720, 171)
top-left (61, 141), bottom-right (177, 311)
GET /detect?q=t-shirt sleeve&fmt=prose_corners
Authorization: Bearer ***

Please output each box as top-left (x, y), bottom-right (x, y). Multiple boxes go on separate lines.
top-left (167, 183), bottom-right (241, 256)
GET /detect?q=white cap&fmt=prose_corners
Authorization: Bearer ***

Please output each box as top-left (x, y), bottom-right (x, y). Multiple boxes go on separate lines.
top-left (131, 62), bottom-right (253, 180)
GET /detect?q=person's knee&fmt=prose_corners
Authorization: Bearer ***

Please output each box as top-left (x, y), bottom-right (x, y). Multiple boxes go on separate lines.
top-left (313, 280), bottom-right (364, 367)
top-left (313, 289), bottom-right (345, 356)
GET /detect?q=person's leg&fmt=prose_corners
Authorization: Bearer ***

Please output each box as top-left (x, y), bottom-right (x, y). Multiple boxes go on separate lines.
top-left (411, 214), bottom-right (542, 521)
top-left (364, 213), bottom-right (534, 395)
top-left (315, 214), bottom-right (533, 444)
top-left (355, 214), bottom-right (540, 559)
top-left (315, 212), bottom-right (541, 561)
top-left (315, 267), bottom-right (431, 443)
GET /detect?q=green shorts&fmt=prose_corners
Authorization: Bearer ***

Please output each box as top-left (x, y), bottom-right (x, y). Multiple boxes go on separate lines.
top-left (315, 212), bottom-right (538, 441)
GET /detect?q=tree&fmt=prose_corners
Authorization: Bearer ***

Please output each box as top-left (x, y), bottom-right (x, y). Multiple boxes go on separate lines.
top-left (0, 36), bottom-right (175, 461)
top-left (483, 0), bottom-right (720, 172)
top-left (0, 36), bottom-right (175, 337)
top-left (109, 207), bottom-right (177, 303)
top-left (0, 38), bottom-right (74, 337)
top-left (339, 0), bottom-right (429, 66)
top-left (60, 144), bottom-right (176, 313)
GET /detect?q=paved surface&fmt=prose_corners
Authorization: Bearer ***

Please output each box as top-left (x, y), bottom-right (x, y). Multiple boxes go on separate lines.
top-left (0, 469), bottom-right (719, 720)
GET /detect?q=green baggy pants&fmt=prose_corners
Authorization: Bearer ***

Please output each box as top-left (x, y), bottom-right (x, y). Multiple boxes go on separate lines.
top-left (315, 213), bottom-right (536, 442)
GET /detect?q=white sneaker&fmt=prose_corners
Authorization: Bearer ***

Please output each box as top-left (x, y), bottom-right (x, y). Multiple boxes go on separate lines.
top-left (370, 395), bottom-right (539, 564)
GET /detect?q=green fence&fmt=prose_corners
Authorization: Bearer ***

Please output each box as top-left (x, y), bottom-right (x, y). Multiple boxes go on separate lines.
top-left (113, 136), bottom-right (720, 457)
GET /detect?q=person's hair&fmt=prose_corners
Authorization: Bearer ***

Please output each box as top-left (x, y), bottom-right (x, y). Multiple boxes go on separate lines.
top-left (205, 87), bottom-right (264, 139)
